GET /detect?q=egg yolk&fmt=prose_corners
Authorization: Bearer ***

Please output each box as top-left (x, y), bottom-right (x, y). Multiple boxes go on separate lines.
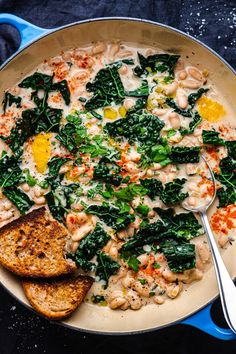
top-left (32, 133), bottom-right (51, 173)
top-left (197, 97), bottom-right (225, 122)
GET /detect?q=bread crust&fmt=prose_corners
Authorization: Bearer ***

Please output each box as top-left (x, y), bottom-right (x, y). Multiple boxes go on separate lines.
top-left (0, 207), bottom-right (76, 277)
top-left (22, 275), bottom-right (94, 320)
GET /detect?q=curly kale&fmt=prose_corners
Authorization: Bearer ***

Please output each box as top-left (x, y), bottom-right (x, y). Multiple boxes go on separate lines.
top-left (96, 252), bottom-right (120, 287)
top-left (69, 224), bottom-right (110, 271)
top-left (202, 130), bottom-right (225, 146)
top-left (2, 92), bottom-right (22, 114)
top-left (179, 112), bottom-right (202, 136)
top-left (215, 141), bottom-right (236, 207)
top-left (160, 178), bottom-right (188, 205)
top-left (140, 178), bottom-right (163, 200)
top-left (85, 202), bottom-right (135, 231)
top-left (133, 52), bottom-right (180, 77)
top-left (105, 109), bottom-right (164, 146)
top-left (93, 158), bottom-right (122, 186)
top-left (170, 146), bottom-right (201, 163)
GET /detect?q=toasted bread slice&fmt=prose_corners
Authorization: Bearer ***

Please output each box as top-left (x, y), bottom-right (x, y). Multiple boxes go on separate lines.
top-left (23, 275), bottom-right (93, 320)
top-left (0, 207), bottom-right (76, 277)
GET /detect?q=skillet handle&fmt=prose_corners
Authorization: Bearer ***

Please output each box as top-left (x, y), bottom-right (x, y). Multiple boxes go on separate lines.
top-left (0, 13), bottom-right (49, 49)
top-left (181, 303), bottom-right (236, 340)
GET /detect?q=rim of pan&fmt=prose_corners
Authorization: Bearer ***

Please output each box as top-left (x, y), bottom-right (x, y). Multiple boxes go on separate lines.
top-left (0, 16), bottom-right (235, 335)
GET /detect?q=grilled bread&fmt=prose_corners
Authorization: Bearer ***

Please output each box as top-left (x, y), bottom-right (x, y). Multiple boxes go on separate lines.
top-left (23, 275), bottom-right (93, 320)
top-left (0, 207), bottom-right (76, 277)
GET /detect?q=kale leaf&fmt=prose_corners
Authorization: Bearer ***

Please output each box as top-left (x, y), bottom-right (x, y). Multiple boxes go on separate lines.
top-left (3, 186), bottom-right (34, 214)
top-left (114, 183), bottom-right (148, 202)
top-left (170, 146), bottom-right (201, 163)
top-left (56, 113), bottom-right (88, 153)
top-left (160, 178), bottom-right (188, 205)
top-left (50, 80), bottom-right (70, 105)
top-left (188, 88), bottom-right (209, 108)
top-left (19, 72), bottom-right (70, 105)
top-left (134, 52), bottom-right (180, 77)
top-left (0, 154), bottom-right (22, 188)
top-left (122, 221), bottom-right (166, 251)
top-left (125, 80), bottom-right (149, 97)
top-left (2, 92), bottom-right (22, 114)
top-left (215, 141), bottom-right (236, 207)
top-left (202, 130), bottom-right (225, 146)
top-left (179, 112), bottom-right (202, 136)
top-left (69, 224), bottom-right (110, 271)
top-left (140, 178), bottom-right (163, 199)
top-left (96, 252), bottom-right (120, 288)
top-left (161, 239), bottom-right (196, 272)
top-left (105, 109), bottom-right (164, 146)
top-left (85, 202), bottom-right (135, 231)
top-left (155, 208), bottom-right (203, 240)
top-left (47, 156), bottom-right (71, 178)
top-left (85, 66), bottom-right (125, 110)
top-left (93, 158), bottom-right (122, 186)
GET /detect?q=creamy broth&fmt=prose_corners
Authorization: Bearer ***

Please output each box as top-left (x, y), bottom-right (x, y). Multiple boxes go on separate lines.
top-left (0, 41), bottom-right (235, 311)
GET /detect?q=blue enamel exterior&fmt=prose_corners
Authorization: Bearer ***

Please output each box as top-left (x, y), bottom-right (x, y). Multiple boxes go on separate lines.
top-left (0, 13), bottom-right (236, 340)
top-left (0, 13), bottom-right (50, 49)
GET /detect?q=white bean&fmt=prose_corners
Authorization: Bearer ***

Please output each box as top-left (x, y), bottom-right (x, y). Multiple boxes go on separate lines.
top-left (72, 223), bottom-right (94, 241)
top-left (218, 235), bottom-right (228, 248)
top-left (188, 67), bottom-right (203, 81)
top-left (109, 297), bottom-right (127, 309)
top-left (176, 89), bottom-right (188, 109)
top-left (119, 65), bottom-right (128, 75)
top-left (137, 254), bottom-right (149, 266)
top-left (182, 79), bottom-right (201, 89)
top-left (197, 243), bottom-right (210, 263)
top-left (109, 43), bottom-right (120, 59)
top-left (2, 200), bottom-right (12, 211)
top-left (117, 230), bottom-right (128, 239)
top-left (162, 269), bottom-right (177, 282)
top-left (164, 81), bottom-right (178, 95)
top-left (127, 225), bottom-right (135, 237)
top-left (186, 163), bottom-right (198, 175)
top-left (109, 246), bottom-right (118, 259)
top-left (122, 275), bottom-right (135, 288)
top-left (123, 98), bottom-right (135, 110)
top-left (70, 241), bottom-right (79, 253)
top-left (126, 290), bottom-right (142, 310)
top-left (92, 42), bottom-right (106, 55)
top-left (133, 281), bottom-right (150, 297)
top-left (71, 202), bottom-right (84, 211)
top-left (178, 70), bottom-right (187, 80)
top-left (117, 50), bottom-right (133, 58)
top-left (168, 112), bottom-right (180, 129)
top-left (123, 161), bottom-right (140, 174)
top-left (21, 183), bottom-right (30, 192)
top-left (166, 284), bottom-right (182, 299)
top-left (34, 185), bottom-right (43, 198)
top-left (0, 210), bottom-right (13, 221)
top-left (34, 196), bottom-right (46, 205)
top-left (152, 108), bottom-right (169, 116)
top-left (154, 295), bottom-right (165, 304)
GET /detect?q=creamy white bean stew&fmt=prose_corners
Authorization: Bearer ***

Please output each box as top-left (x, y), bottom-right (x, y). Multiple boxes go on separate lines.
top-left (0, 41), bottom-right (235, 310)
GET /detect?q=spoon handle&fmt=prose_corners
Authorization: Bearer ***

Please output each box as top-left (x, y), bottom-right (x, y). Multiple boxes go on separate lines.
top-left (201, 211), bottom-right (236, 333)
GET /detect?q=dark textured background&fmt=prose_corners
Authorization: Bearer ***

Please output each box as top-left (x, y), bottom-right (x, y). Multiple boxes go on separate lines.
top-left (0, 0), bottom-right (236, 353)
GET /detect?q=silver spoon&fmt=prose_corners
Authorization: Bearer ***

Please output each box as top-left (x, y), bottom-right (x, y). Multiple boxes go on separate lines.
top-left (182, 155), bottom-right (236, 334)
